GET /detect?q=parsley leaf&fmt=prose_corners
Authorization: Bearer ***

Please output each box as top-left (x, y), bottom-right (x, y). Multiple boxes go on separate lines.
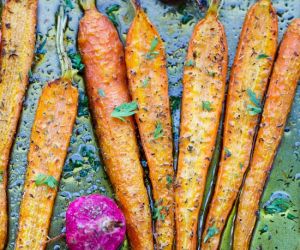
top-left (184, 60), bottom-right (195, 67)
top-left (111, 101), bottom-right (138, 121)
top-left (35, 174), bottom-right (58, 189)
top-left (202, 101), bottom-right (212, 111)
top-left (204, 225), bottom-right (219, 243)
top-left (154, 122), bottom-right (164, 139)
top-left (153, 200), bottom-right (166, 221)
top-left (146, 37), bottom-right (159, 60)
top-left (98, 89), bottom-right (105, 97)
top-left (68, 53), bottom-right (84, 71)
top-left (257, 53), bottom-right (270, 59)
top-left (141, 77), bottom-right (151, 88)
top-left (247, 89), bottom-right (262, 115)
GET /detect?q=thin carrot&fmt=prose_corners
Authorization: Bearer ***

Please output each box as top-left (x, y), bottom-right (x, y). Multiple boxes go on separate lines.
top-left (0, 0), bottom-right (38, 248)
top-left (202, 0), bottom-right (278, 249)
top-left (233, 19), bottom-right (300, 250)
top-left (78, 1), bottom-right (153, 249)
top-left (125, 1), bottom-right (174, 249)
top-left (15, 7), bottom-right (78, 249)
top-left (175, 0), bottom-right (228, 249)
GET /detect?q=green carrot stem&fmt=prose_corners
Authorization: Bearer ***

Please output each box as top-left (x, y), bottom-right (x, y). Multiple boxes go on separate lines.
top-left (79, 0), bottom-right (96, 11)
top-left (207, 0), bottom-right (223, 16)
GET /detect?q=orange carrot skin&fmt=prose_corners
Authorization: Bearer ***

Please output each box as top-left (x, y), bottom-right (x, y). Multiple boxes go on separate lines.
top-left (0, 1), bottom-right (37, 248)
top-left (15, 79), bottom-right (78, 250)
top-left (78, 7), bottom-right (154, 250)
top-left (125, 8), bottom-right (174, 250)
top-left (175, 11), bottom-right (228, 250)
top-left (202, 1), bottom-right (278, 249)
top-left (233, 19), bottom-right (300, 250)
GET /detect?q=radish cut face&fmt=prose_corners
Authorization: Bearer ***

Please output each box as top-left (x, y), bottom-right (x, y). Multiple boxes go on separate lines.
top-left (66, 194), bottom-right (126, 250)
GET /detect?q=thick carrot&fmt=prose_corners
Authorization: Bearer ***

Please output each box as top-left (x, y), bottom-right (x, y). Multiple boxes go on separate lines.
top-left (0, 0), bottom-right (38, 248)
top-left (233, 19), bottom-right (300, 250)
top-left (202, 0), bottom-right (278, 249)
top-left (125, 1), bottom-right (174, 249)
top-left (175, 0), bottom-right (228, 249)
top-left (78, 1), bottom-right (153, 249)
top-left (15, 7), bottom-right (78, 249)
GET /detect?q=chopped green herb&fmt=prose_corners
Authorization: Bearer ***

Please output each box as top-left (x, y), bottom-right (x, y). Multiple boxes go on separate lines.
top-left (98, 89), bottom-right (105, 97)
top-left (224, 148), bottom-right (232, 158)
top-left (185, 60), bottom-right (195, 67)
top-left (204, 225), bottom-right (219, 243)
top-left (264, 197), bottom-right (292, 214)
top-left (202, 101), bottom-right (212, 111)
top-left (239, 162), bottom-right (244, 169)
top-left (106, 4), bottom-right (120, 27)
top-left (259, 225), bottom-right (268, 234)
top-left (154, 122), bottom-right (164, 139)
top-left (166, 175), bottom-right (173, 189)
top-left (153, 200), bottom-right (166, 221)
top-left (111, 101), bottom-right (138, 121)
top-left (247, 89), bottom-right (262, 115)
top-left (287, 213), bottom-right (297, 221)
top-left (35, 174), bottom-right (58, 189)
top-left (208, 71), bottom-right (216, 77)
top-left (68, 53), bottom-right (84, 71)
top-left (141, 77), bottom-right (151, 88)
top-left (0, 170), bottom-right (3, 183)
top-left (257, 53), bottom-right (270, 59)
top-left (146, 37), bottom-right (159, 60)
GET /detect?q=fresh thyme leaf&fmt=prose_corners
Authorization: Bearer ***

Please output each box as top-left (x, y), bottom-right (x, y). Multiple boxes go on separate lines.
top-left (68, 53), bottom-right (84, 71)
top-left (224, 148), bottom-right (232, 158)
top-left (146, 37), bottom-right (159, 60)
top-left (141, 77), bottom-right (151, 88)
top-left (257, 53), bottom-right (270, 59)
top-left (247, 89), bottom-right (262, 115)
top-left (202, 101), bottom-right (212, 111)
top-left (111, 101), bottom-right (138, 121)
top-left (154, 122), bottom-right (164, 139)
top-left (204, 225), bottom-right (219, 243)
top-left (184, 60), bottom-right (195, 67)
top-left (98, 89), bottom-right (105, 97)
top-left (35, 174), bottom-right (58, 189)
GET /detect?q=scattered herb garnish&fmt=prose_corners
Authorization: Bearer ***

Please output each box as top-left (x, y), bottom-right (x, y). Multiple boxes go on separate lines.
top-left (247, 89), bottom-right (262, 115)
top-left (208, 71), bottom-right (216, 77)
top-left (259, 224), bottom-right (269, 234)
top-left (106, 4), bottom-right (120, 27)
top-left (111, 101), bottom-right (138, 121)
top-left (153, 200), bottom-right (166, 221)
top-left (204, 225), bottom-right (219, 243)
top-left (184, 60), bottom-right (195, 67)
top-left (239, 162), bottom-right (244, 169)
top-left (202, 101), bottom-right (212, 112)
top-left (141, 77), bottom-right (151, 88)
top-left (264, 197), bottom-right (292, 214)
top-left (68, 53), bottom-right (84, 71)
top-left (166, 175), bottom-right (173, 189)
top-left (98, 89), bottom-right (105, 97)
top-left (0, 170), bottom-right (3, 183)
top-left (35, 174), bottom-right (58, 189)
top-left (146, 37), bottom-right (159, 60)
top-left (224, 148), bottom-right (232, 158)
top-left (257, 53), bottom-right (270, 59)
top-left (154, 122), bottom-right (164, 139)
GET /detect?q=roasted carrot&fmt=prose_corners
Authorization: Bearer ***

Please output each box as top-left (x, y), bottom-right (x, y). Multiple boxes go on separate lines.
top-left (0, 0), bottom-right (38, 248)
top-left (175, 0), bottom-right (228, 249)
top-left (233, 19), bottom-right (300, 250)
top-left (202, 0), bottom-right (278, 249)
top-left (78, 1), bottom-right (153, 249)
top-left (15, 7), bottom-right (78, 249)
top-left (125, 1), bottom-right (174, 249)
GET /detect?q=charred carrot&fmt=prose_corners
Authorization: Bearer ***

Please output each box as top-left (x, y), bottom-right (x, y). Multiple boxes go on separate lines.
top-left (78, 1), bottom-right (153, 249)
top-left (15, 7), bottom-right (78, 249)
top-left (202, 0), bottom-right (278, 249)
top-left (0, 0), bottom-right (38, 248)
top-left (175, 0), bottom-right (228, 249)
top-left (125, 1), bottom-right (174, 249)
top-left (233, 19), bottom-right (300, 250)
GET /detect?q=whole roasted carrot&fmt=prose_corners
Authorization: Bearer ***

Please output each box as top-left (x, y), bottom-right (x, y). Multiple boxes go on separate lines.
top-left (233, 19), bottom-right (300, 250)
top-left (175, 0), bottom-right (228, 249)
top-left (78, 1), bottom-right (153, 249)
top-left (0, 0), bottom-right (38, 248)
top-left (202, 0), bottom-right (278, 249)
top-left (15, 7), bottom-right (78, 249)
top-left (125, 1), bottom-right (174, 249)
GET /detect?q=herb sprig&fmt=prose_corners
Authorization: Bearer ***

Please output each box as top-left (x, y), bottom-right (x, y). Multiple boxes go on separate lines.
top-left (247, 89), bottom-right (262, 115)
top-left (154, 122), bottom-right (164, 139)
top-left (204, 225), bottom-right (219, 243)
top-left (146, 37), bottom-right (159, 60)
top-left (35, 174), bottom-right (58, 189)
top-left (111, 101), bottom-right (138, 121)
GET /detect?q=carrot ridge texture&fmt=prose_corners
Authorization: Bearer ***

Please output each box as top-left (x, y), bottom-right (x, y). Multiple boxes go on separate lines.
top-left (233, 19), bottom-right (300, 250)
top-left (78, 5), bottom-right (154, 250)
top-left (0, 1), bottom-right (38, 248)
top-left (202, 0), bottom-right (278, 249)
